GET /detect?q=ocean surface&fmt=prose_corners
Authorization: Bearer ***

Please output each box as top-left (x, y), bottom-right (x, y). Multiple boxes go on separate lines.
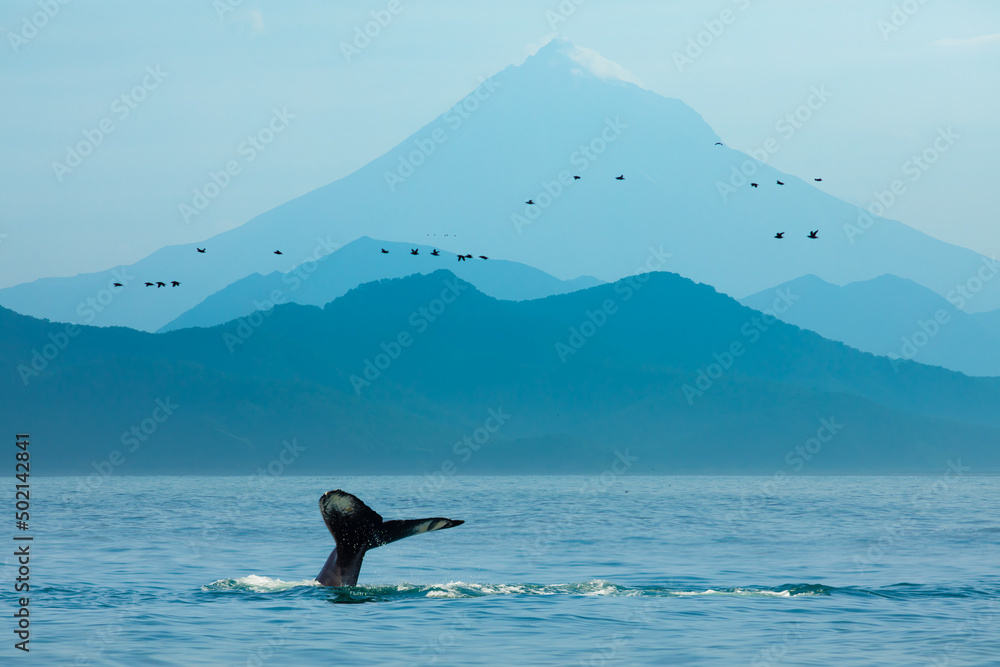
top-left (1, 474), bottom-right (998, 666)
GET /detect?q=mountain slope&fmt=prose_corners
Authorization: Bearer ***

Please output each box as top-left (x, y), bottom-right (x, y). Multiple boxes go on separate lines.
top-left (4, 270), bottom-right (1000, 475)
top-left (3, 38), bottom-right (997, 332)
top-left (741, 274), bottom-right (1000, 376)
top-left (158, 236), bottom-right (602, 332)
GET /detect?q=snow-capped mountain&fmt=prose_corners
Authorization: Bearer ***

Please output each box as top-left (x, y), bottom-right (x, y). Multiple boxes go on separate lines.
top-left (3, 37), bottom-right (997, 332)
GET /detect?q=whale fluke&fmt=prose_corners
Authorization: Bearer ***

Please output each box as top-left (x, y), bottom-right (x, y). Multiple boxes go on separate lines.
top-left (316, 490), bottom-right (463, 587)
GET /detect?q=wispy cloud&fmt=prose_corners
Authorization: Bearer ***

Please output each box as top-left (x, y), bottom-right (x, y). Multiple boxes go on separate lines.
top-left (933, 33), bottom-right (1000, 48)
top-left (568, 44), bottom-right (644, 88)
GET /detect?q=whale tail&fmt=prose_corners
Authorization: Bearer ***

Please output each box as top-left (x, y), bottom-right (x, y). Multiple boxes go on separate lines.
top-left (316, 490), bottom-right (464, 587)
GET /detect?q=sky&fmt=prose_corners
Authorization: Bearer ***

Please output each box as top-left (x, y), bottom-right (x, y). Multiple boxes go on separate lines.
top-left (1, 0), bottom-right (998, 289)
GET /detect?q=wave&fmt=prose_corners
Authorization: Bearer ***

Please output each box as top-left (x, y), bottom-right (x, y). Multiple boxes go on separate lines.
top-left (200, 577), bottom-right (998, 603)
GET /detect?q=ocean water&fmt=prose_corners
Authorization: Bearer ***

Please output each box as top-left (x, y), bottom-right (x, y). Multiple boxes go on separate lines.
top-left (2, 474), bottom-right (998, 666)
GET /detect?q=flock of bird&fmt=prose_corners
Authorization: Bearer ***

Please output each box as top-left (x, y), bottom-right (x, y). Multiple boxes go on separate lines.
top-left (134, 242), bottom-right (494, 291)
top-left (133, 140), bottom-right (822, 291)
top-left (379, 143), bottom-right (823, 266)
top-left (380, 247), bottom-right (490, 262)
top-left (716, 141), bottom-right (823, 239)
top-left (135, 247), bottom-right (285, 288)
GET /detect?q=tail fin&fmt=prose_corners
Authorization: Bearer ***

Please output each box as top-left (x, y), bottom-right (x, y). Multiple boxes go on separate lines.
top-left (316, 490), bottom-right (382, 586)
top-left (316, 490), bottom-right (464, 586)
top-left (380, 518), bottom-right (465, 546)
top-left (319, 489), bottom-right (384, 549)
top-left (319, 490), bottom-right (464, 550)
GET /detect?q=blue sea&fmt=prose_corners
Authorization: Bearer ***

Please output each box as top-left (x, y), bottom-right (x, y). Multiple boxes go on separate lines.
top-left (2, 474), bottom-right (998, 665)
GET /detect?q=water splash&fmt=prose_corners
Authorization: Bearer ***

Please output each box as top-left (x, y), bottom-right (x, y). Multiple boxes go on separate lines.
top-left (200, 577), bottom-right (1000, 603)
top-left (201, 577), bottom-right (840, 601)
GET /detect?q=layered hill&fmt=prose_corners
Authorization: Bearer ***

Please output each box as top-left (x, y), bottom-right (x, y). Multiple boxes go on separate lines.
top-left (5, 270), bottom-right (999, 475)
top-left (741, 274), bottom-right (1000, 376)
top-left (158, 236), bottom-right (601, 332)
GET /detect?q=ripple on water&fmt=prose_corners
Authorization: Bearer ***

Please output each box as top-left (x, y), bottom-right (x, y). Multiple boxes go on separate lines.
top-left (198, 577), bottom-right (861, 602)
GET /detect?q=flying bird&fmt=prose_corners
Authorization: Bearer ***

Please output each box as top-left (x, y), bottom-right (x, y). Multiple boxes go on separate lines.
top-left (526, 200), bottom-right (536, 205)
top-left (616, 175), bottom-right (625, 180)
top-left (751, 183), bottom-right (758, 188)
top-left (479, 256), bottom-right (489, 260)
top-left (431, 249), bottom-right (440, 256)
top-left (814, 178), bottom-right (823, 182)
top-left (573, 175), bottom-right (581, 180)
top-left (196, 248), bottom-right (206, 253)
top-left (113, 283), bottom-right (123, 287)
top-left (410, 249), bottom-right (419, 255)
top-left (156, 282), bottom-right (166, 288)
top-left (274, 250), bottom-right (283, 255)
top-left (715, 142), bottom-right (723, 146)
top-left (807, 230), bottom-right (819, 239)
top-left (457, 255), bottom-right (466, 262)
top-left (144, 282), bottom-right (154, 287)
top-left (381, 249), bottom-right (389, 254)
top-left (464, 254), bottom-right (473, 259)
top-left (171, 281), bottom-right (181, 287)
top-left (774, 232), bottom-right (784, 239)
top-left (776, 180), bottom-right (785, 185)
